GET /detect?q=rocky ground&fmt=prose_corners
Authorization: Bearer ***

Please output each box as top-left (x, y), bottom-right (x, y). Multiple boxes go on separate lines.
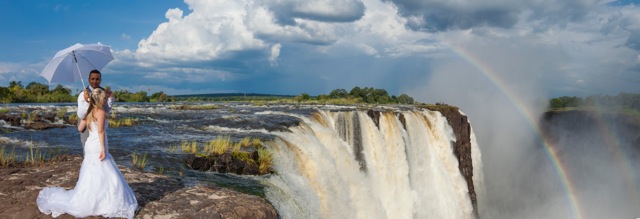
top-left (0, 155), bottom-right (278, 219)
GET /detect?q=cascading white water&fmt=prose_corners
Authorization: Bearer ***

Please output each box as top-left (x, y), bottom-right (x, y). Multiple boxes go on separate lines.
top-left (264, 109), bottom-right (482, 219)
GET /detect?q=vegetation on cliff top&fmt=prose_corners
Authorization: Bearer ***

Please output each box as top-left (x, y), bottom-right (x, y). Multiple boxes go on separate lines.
top-left (549, 93), bottom-right (640, 110)
top-left (0, 81), bottom-right (415, 105)
top-left (548, 93), bottom-right (640, 118)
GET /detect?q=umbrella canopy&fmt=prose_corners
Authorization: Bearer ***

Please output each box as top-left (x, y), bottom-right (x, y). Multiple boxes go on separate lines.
top-left (40, 43), bottom-right (114, 88)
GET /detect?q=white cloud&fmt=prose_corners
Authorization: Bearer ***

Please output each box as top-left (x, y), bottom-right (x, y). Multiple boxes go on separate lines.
top-left (269, 43), bottom-right (282, 66)
top-left (112, 0), bottom-right (640, 98)
top-left (135, 1), bottom-right (266, 63)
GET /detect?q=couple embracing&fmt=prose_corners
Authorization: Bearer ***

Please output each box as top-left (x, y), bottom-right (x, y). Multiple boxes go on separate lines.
top-left (37, 70), bottom-right (138, 219)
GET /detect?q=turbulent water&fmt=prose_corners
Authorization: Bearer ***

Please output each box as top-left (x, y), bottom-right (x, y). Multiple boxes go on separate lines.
top-left (1, 103), bottom-right (482, 218)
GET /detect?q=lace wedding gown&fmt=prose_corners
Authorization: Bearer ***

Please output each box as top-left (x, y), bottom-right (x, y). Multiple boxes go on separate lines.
top-left (37, 119), bottom-right (138, 219)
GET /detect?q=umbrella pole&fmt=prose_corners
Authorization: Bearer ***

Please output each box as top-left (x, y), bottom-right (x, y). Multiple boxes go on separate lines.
top-left (74, 58), bottom-right (87, 89)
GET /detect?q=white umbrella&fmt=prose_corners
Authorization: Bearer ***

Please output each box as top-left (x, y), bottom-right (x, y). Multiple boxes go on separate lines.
top-left (40, 43), bottom-right (114, 88)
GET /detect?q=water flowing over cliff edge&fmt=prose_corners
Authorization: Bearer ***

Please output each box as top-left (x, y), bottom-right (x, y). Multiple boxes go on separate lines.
top-left (0, 103), bottom-right (483, 218)
top-left (263, 107), bottom-right (483, 219)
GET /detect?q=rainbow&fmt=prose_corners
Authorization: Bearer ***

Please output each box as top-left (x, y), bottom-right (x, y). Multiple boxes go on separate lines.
top-left (447, 43), bottom-right (584, 219)
top-left (590, 104), bottom-right (640, 207)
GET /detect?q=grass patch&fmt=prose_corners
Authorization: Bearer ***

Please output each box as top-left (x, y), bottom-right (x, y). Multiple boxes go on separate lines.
top-left (56, 108), bottom-right (67, 120)
top-left (0, 143), bottom-right (68, 167)
top-left (25, 142), bottom-right (45, 165)
top-left (252, 138), bottom-right (263, 148)
top-left (181, 141), bottom-right (199, 154)
top-left (109, 117), bottom-right (139, 128)
top-left (257, 147), bottom-right (273, 174)
top-left (239, 137), bottom-right (252, 147)
top-left (205, 136), bottom-right (232, 155)
top-left (67, 114), bottom-right (79, 125)
top-left (0, 108), bottom-right (8, 114)
top-left (231, 142), bottom-right (242, 153)
top-left (0, 145), bottom-right (16, 167)
top-left (132, 151), bottom-right (148, 170)
top-left (231, 151), bottom-right (256, 165)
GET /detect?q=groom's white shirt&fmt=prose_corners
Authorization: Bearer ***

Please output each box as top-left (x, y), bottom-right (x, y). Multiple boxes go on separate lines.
top-left (77, 86), bottom-right (114, 119)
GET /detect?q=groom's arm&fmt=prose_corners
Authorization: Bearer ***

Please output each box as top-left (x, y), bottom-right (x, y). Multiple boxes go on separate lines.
top-left (77, 90), bottom-right (90, 120)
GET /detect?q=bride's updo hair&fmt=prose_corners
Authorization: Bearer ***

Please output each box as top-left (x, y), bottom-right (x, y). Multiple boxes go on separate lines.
top-left (85, 88), bottom-right (108, 130)
top-left (90, 88), bottom-right (107, 110)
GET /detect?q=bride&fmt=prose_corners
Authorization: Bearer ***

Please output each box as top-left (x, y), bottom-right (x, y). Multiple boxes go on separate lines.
top-left (37, 88), bottom-right (138, 219)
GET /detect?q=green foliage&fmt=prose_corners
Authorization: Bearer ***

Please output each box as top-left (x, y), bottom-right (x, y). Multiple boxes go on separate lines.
top-left (0, 80), bottom-right (181, 103)
top-left (113, 90), bottom-right (150, 102)
top-left (150, 91), bottom-right (173, 102)
top-left (549, 93), bottom-right (640, 111)
top-left (0, 81), bottom-right (75, 103)
top-left (56, 108), bottom-right (67, 119)
top-left (295, 86), bottom-right (416, 104)
top-left (329, 89), bottom-right (349, 98)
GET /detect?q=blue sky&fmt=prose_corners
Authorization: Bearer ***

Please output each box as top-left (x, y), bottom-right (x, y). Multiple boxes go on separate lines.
top-left (1, 0), bottom-right (640, 103)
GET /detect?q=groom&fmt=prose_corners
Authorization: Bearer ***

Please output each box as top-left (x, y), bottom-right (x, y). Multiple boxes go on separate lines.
top-left (77, 69), bottom-right (114, 145)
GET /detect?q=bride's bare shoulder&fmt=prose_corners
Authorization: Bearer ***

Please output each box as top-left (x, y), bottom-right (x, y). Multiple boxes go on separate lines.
top-left (94, 108), bottom-right (106, 117)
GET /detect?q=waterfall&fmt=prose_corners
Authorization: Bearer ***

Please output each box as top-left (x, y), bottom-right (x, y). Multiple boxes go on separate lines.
top-left (264, 109), bottom-right (482, 219)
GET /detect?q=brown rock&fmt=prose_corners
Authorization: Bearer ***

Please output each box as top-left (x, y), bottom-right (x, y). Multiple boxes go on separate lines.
top-left (0, 154), bottom-right (277, 219)
top-left (23, 122), bottom-right (66, 130)
top-left (0, 114), bottom-right (21, 126)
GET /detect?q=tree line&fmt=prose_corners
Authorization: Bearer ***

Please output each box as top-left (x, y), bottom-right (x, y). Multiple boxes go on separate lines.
top-left (0, 81), bottom-right (174, 103)
top-left (549, 93), bottom-right (640, 110)
top-left (296, 86), bottom-right (416, 104)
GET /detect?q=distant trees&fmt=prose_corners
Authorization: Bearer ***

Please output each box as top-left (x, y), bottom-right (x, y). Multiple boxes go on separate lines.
top-left (296, 86), bottom-right (415, 104)
top-left (0, 81), bottom-right (174, 103)
top-left (113, 90), bottom-right (149, 102)
top-left (549, 93), bottom-right (640, 110)
top-left (0, 81), bottom-right (75, 103)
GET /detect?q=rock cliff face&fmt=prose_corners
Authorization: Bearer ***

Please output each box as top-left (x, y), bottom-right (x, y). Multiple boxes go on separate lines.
top-left (541, 109), bottom-right (640, 154)
top-left (0, 155), bottom-right (277, 219)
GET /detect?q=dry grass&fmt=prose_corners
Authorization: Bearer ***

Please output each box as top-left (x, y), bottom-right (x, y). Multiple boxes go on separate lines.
top-left (257, 147), bottom-right (273, 174)
top-left (132, 151), bottom-right (148, 170)
top-left (205, 136), bottom-right (232, 155)
top-left (181, 141), bottom-right (199, 154)
top-left (239, 137), bottom-right (252, 147)
top-left (231, 151), bottom-right (256, 165)
top-left (109, 117), bottom-right (139, 128)
top-left (0, 145), bottom-right (16, 167)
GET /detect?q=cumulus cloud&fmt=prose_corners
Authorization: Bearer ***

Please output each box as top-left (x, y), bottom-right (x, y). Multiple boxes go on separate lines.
top-left (135, 1), bottom-right (266, 63)
top-left (110, 0), bottom-right (640, 99)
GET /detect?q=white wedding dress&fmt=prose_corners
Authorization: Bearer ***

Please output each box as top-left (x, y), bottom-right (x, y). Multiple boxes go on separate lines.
top-left (37, 118), bottom-right (138, 219)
